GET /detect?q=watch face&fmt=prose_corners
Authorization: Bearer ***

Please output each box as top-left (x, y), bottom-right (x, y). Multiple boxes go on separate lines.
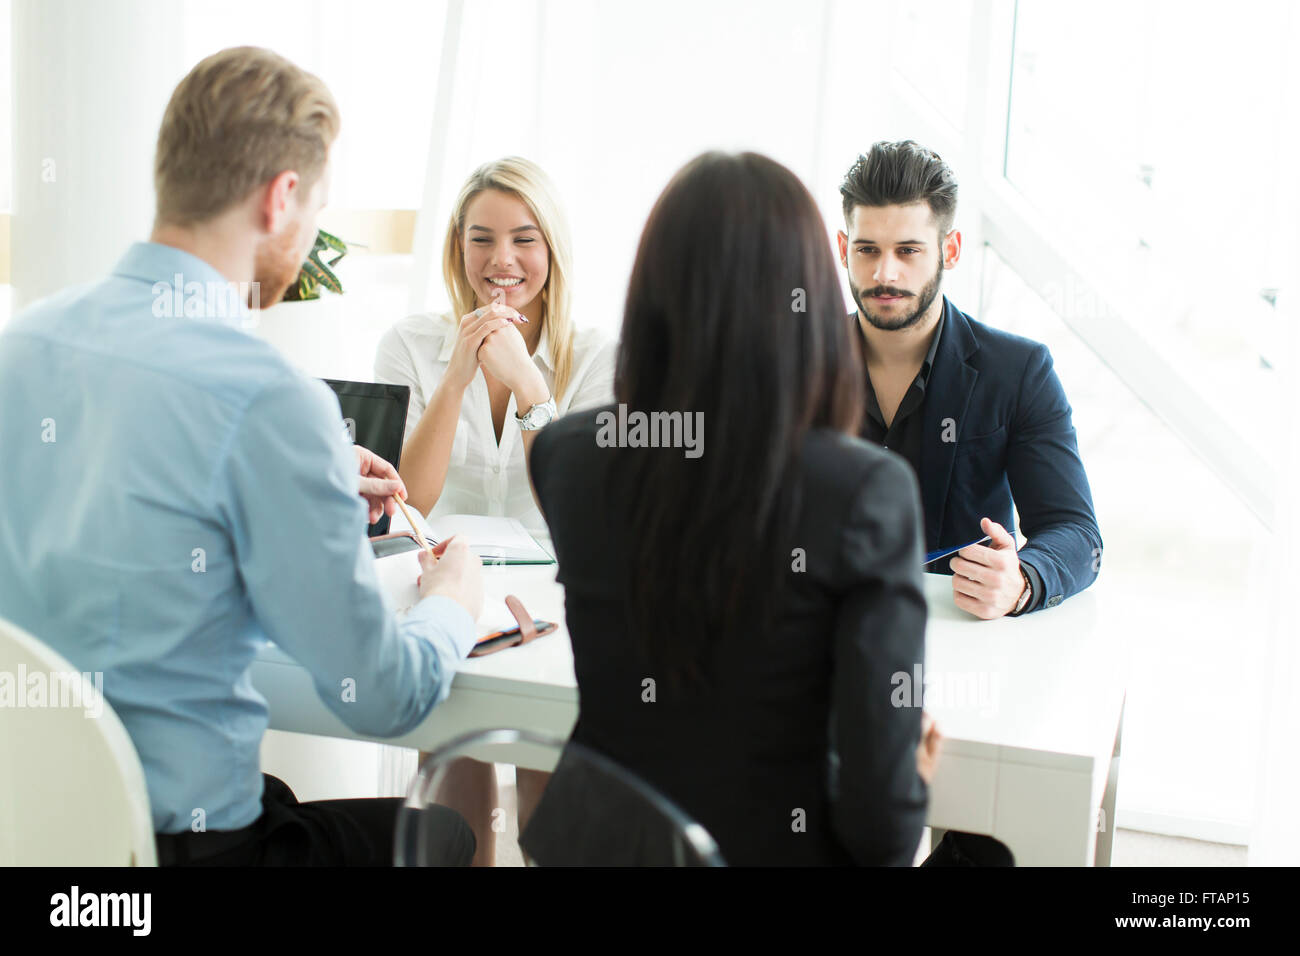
top-left (520, 400), bottom-right (555, 429)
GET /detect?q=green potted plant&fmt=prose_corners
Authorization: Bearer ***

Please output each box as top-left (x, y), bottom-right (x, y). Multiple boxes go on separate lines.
top-left (282, 228), bottom-right (349, 301)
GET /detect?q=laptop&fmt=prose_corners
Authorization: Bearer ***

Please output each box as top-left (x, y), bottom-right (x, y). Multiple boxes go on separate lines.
top-left (323, 379), bottom-right (411, 537)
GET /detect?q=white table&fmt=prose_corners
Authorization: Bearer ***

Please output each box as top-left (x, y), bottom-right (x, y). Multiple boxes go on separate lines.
top-left (251, 562), bottom-right (577, 770)
top-left (251, 564), bottom-right (1124, 866)
top-left (918, 574), bottom-right (1125, 866)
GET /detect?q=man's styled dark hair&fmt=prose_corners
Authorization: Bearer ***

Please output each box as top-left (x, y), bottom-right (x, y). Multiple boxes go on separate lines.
top-left (839, 140), bottom-right (959, 236)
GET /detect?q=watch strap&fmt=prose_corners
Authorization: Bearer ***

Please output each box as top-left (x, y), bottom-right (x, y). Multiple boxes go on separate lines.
top-left (1010, 566), bottom-right (1032, 616)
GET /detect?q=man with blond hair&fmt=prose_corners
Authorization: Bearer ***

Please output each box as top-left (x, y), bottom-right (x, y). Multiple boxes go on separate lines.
top-left (0, 47), bottom-right (482, 865)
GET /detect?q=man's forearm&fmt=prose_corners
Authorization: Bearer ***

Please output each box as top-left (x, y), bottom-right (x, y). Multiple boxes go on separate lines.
top-left (1016, 522), bottom-right (1102, 611)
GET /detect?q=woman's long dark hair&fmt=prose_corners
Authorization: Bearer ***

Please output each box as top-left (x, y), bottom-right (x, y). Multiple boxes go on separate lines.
top-left (614, 152), bottom-right (864, 686)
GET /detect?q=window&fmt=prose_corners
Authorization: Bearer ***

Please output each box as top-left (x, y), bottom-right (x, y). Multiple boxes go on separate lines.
top-left (1004, 0), bottom-right (1292, 459)
top-left (890, 0), bottom-right (972, 132)
top-left (981, 247), bottom-right (1265, 831)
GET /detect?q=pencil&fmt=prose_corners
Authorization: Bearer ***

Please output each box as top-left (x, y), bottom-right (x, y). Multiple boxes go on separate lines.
top-left (393, 492), bottom-right (434, 554)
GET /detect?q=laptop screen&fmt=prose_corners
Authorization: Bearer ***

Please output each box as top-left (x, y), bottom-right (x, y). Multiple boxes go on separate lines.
top-left (323, 379), bottom-right (411, 537)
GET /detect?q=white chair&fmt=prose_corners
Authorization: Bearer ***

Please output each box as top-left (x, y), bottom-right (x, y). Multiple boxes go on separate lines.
top-left (0, 616), bottom-right (156, 865)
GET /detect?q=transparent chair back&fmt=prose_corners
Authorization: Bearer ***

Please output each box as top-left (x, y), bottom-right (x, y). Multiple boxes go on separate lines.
top-left (395, 728), bottom-right (725, 866)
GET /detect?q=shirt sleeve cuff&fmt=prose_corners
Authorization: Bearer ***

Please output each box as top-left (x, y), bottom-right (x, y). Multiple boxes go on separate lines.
top-left (404, 594), bottom-right (478, 658)
top-left (1017, 558), bottom-right (1045, 615)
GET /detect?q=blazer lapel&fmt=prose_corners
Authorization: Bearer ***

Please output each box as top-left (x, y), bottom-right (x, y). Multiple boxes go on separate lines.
top-left (920, 298), bottom-right (980, 550)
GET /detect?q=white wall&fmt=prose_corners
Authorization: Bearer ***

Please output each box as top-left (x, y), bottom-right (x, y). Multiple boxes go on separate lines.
top-left (10, 0), bottom-right (184, 309)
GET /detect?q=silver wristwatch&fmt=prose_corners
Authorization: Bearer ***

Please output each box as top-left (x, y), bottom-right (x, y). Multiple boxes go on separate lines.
top-left (515, 396), bottom-right (556, 431)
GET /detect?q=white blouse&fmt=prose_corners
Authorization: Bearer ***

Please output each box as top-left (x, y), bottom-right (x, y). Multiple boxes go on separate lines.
top-left (374, 312), bottom-right (617, 537)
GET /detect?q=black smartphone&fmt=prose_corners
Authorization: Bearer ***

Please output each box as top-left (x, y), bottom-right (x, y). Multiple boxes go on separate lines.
top-left (370, 531), bottom-right (425, 559)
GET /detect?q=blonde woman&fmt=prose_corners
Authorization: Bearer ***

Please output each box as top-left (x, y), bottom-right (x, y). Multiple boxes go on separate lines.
top-left (374, 157), bottom-right (615, 865)
top-left (375, 156), bottom-right (615, 537)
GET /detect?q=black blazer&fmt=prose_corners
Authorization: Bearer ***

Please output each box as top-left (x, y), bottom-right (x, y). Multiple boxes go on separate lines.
top-left (920, 298), bottom-right (1102, 610)
top-left (527, 410), bottom-right (929, 866)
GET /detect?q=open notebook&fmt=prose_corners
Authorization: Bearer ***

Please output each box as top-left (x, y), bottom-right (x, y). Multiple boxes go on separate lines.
top-left (428, 515), bottom-right (555, 565)
top-left (388, 510), bottom-right (555, 566)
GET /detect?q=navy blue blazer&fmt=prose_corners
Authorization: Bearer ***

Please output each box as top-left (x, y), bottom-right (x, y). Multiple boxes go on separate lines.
top-left (917, 297), bottom-right (1101, 612)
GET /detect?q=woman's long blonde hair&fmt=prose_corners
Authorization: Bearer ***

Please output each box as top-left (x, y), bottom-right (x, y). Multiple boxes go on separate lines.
top-left (442, 157), bottom-right (575, 401)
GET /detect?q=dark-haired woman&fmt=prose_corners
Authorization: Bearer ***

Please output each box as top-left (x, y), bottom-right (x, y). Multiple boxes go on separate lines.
top-left (524, 152), bottom-right (936, 866)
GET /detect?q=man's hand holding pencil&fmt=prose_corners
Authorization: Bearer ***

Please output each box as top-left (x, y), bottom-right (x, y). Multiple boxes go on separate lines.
top-left (354, 443), bottom-right (482, 625)
top-left (355, 444), bottom-right (406, 524)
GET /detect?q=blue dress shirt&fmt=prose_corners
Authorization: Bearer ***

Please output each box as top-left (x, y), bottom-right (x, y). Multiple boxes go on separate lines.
top-left (0, 242), bottom-right (476, 833)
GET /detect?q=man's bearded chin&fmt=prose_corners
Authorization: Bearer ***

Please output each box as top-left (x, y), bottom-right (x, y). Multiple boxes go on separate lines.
top-left (852, 260), bottom-right (945, 332)
top-left (251, 227), bottom-right (305, 308)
